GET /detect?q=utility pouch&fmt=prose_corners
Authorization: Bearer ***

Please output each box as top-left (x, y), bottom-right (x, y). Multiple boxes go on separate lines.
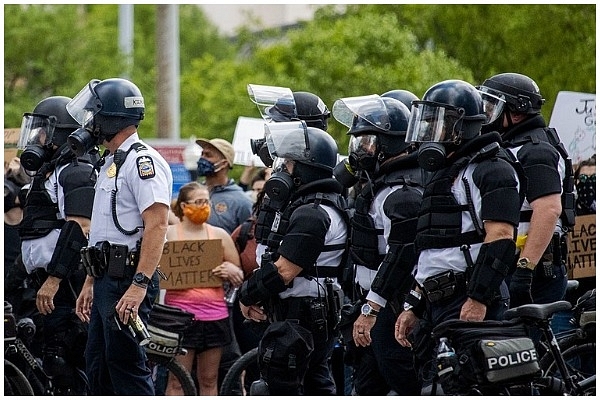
top-left (308, 298), bottom-right (328, 335)
top-left (107, 244), bottom-right (129, 279)
top-left (422, 271), bottom-right (465, 303)
top-left (81, 241), bottom-right (110, 278)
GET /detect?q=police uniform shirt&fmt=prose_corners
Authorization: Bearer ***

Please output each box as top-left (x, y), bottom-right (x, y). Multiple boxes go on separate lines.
top-left (88, 134), bottom-right (173, 250)
top-left (277, 203), bottom-right (347, 299)
top-left (21, 162), bottom-right (95, 274)
top-left (414, 160), bottom-right (521, 286)
top-left (508, 142), bottom-right (565, 236)
top-left (355, 185), bottom-right (396, 294)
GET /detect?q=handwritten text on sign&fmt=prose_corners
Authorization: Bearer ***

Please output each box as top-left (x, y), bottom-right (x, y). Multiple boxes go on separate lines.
top-left (567, 214), bottom-right (596, 279)
top-left (159, 239), bottom-right (223, 289)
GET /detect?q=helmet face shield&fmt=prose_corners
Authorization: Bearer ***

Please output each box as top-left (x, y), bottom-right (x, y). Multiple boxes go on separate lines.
top-left (66, 80), bottom-right (101, 127)
top-left (406, 101), bottom-right (464, 143)
top-left (18, 113), bottom-right (56, 149)
top-left (478, 87), bottom-right (507, 124)
top-left (333, 95), bottom-right (390, 133)
top-left (264, 121), bottom-right (310, 162)
top-left (247, 84), bottom-right (296, 123)
top-left (348, 134), bottom-right (377, 156)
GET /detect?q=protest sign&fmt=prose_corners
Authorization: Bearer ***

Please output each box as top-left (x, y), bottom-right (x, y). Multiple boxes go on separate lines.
top-left (159, 239), bottom-right (224, 289)
top-left (567, 214), bottom-right (596, 279)
top-left (549, 91), bottom-right (596, 165)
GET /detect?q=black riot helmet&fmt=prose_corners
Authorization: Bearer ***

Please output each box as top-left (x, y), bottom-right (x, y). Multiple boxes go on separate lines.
top-left (67, 78), bottom-right (145, 156)
top-left (381, 89), bottom-right (419, 111)
top-left (17, 96), bottom-right (80, 171)
top-left (406, 80), bottom-right (486, 171)
top-left (477, 72), bottom-right (545, 135)
top-left (333, 94), bottom-right (411, 174)
top-left (262, 121), bottom-right (338, 209)
top-left (247, 84), bottom-right (331, 131)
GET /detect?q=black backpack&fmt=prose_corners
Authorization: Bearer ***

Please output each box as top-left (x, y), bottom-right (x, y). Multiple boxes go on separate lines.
top-left (257, 320), bottom-right (314, 395)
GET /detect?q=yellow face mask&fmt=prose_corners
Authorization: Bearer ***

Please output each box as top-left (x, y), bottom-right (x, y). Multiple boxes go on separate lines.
top-left (183, 203), bottom-right (211, 225)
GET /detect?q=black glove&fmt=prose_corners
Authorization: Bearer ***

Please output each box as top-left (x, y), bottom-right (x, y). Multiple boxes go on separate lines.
top-left (509, 267), bottom-right (534, 308)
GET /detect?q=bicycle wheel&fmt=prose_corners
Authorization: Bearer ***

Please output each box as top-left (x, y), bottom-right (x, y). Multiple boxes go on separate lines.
top-left (539, 337), bottom-right (595, 395)
top-left (4, 359), bottom-right (35, 395)
top-left (148, 355), bottom-right (197, 396)
top-left (219, 347), bottom-right (260, 396)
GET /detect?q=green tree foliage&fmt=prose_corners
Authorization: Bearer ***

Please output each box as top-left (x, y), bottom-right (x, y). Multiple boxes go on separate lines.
top-left (182, 10), bottom-right (473, 151)
top-left (347, 4), bottom-right (596, 120)
top-left (5, 3), bottom-right (594, 152)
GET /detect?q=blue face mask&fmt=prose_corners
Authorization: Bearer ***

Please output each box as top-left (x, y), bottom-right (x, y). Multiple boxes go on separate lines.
top-left (197, 158), bottom-right (216, 177)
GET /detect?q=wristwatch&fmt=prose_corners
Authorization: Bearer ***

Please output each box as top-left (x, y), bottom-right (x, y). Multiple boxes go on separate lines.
top-left (517, 257), bottom-right (537, 271)
top-left (361, 303), bottom-right (379, 317)
top-left (132, 272), bottom-right (151, 288)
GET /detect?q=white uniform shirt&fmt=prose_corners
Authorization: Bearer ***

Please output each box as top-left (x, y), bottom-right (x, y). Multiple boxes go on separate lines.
top-left (88, 133), bottom-right (173, 251)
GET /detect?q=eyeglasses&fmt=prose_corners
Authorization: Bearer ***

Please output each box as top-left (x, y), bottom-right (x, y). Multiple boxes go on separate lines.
top-left (185, 199), bottom-right (210, 206)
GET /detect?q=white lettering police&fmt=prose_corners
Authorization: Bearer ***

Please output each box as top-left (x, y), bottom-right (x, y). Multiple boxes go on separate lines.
top-left (147, 341), bottom-right (178, 355)
top-left (487, 349), bottom-right (538, 370)
top-left (124, 96), bottom-right (144, 108)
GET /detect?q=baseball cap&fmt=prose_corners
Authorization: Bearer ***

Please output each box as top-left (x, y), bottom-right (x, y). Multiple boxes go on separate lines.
top-left (195, 138), bottom-right (235, 167)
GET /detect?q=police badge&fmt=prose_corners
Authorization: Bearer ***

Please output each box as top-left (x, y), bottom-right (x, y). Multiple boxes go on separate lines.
top-left (136, 156), bottom-right (156, 180)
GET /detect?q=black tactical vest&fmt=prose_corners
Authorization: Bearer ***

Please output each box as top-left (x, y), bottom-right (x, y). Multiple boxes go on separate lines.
top-left (415, 143), bottom-right (500, 252)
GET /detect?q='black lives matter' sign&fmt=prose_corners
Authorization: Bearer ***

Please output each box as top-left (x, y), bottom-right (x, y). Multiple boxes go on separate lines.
top-left (159, 239), bottom-right (224, 289)
top-left (567, 214), bottom-right (596, 279)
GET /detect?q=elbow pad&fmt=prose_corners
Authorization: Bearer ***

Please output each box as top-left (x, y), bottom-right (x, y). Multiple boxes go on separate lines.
top-left (239, 261), bottom-right (288, 307)
top-left (467, 239), bottom-right (515, 306)
top-left (47, 220), bottom-right (88, 279)
top-left (371, 243), bottom-right (416, 301)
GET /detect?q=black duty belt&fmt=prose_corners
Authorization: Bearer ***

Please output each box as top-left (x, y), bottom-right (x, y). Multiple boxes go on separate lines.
top-left (81, 241), bottom-right (138, 279)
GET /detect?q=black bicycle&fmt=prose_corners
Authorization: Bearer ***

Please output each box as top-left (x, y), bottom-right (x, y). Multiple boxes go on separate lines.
top-left (219, 346), bottom-right (260, 396)
top-left (4, 301), bottom-right (90, 395)
top-left (431, 300), bottom-right (595, 396)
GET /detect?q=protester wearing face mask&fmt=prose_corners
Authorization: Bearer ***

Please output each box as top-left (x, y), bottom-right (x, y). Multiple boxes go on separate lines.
top-left (195, 138), bottom-right (253, 235)
top-left (164, 182), bottom-right (243, 396)
top-left (575, 155), bottom-right (596, 216)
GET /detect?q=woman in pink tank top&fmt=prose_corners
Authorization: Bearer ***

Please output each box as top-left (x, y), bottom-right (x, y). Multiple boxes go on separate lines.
top-left (164, 182), bottom-right (242, 395)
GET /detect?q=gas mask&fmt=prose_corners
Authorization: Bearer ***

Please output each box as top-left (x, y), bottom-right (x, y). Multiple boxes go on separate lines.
top-left (262, 158), bottom-right (298, 211)
top-left (333, 158), bottom-right (358, 188)
top-left (67, 126), bottom-right (99, 157)
top-left (417, 143), bottom-right (447, 172)
top-left (17, 113), bottom-right (57, 172)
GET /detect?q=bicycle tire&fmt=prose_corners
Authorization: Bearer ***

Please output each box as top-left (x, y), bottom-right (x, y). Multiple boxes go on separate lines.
top-left (219, 347), bottom-right (259, 396)
top-left (539, 337), bottom-right (595, 395)
top-left (148, 355), bottom-right (197, 396)
top-left (4, 359), bottom-right (35, 396)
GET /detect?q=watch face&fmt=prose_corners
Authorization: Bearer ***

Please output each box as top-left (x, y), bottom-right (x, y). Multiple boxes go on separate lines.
top-left (361, 304), bottom-right (371, 314)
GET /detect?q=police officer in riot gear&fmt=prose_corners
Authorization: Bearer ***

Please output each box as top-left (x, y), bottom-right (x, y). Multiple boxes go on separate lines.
top-left (68, 78), bottom-right (173, 395)
top-left (478, 72), bottom-right (573, 309)
top-left (17, 95), bottom-right (97, 394)
top-left (332, 94), bottom-right (423, 395)
top-left (239, 121), bottom-right (348, 395)
top-left (394, 80), bottom-right (523, 391)
top-left (247, 84), bottom-right (331, 168)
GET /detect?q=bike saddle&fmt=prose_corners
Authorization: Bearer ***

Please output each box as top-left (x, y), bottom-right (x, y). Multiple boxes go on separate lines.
top-left (504, 300), bottom-right (572, 321)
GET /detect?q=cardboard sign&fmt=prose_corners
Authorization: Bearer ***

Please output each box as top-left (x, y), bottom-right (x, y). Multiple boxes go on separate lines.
top-left (159, 239), bottom-right (224, 289)
top-left (567, 214), bottom-right (596, 279)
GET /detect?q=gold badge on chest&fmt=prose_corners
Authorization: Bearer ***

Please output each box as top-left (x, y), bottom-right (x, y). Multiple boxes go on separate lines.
top-left (106, 162), bottom-right (117, 178)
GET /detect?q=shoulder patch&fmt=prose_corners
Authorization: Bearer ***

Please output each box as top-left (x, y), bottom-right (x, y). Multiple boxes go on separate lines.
top-left (137, 155), bottom-right (156, 180)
